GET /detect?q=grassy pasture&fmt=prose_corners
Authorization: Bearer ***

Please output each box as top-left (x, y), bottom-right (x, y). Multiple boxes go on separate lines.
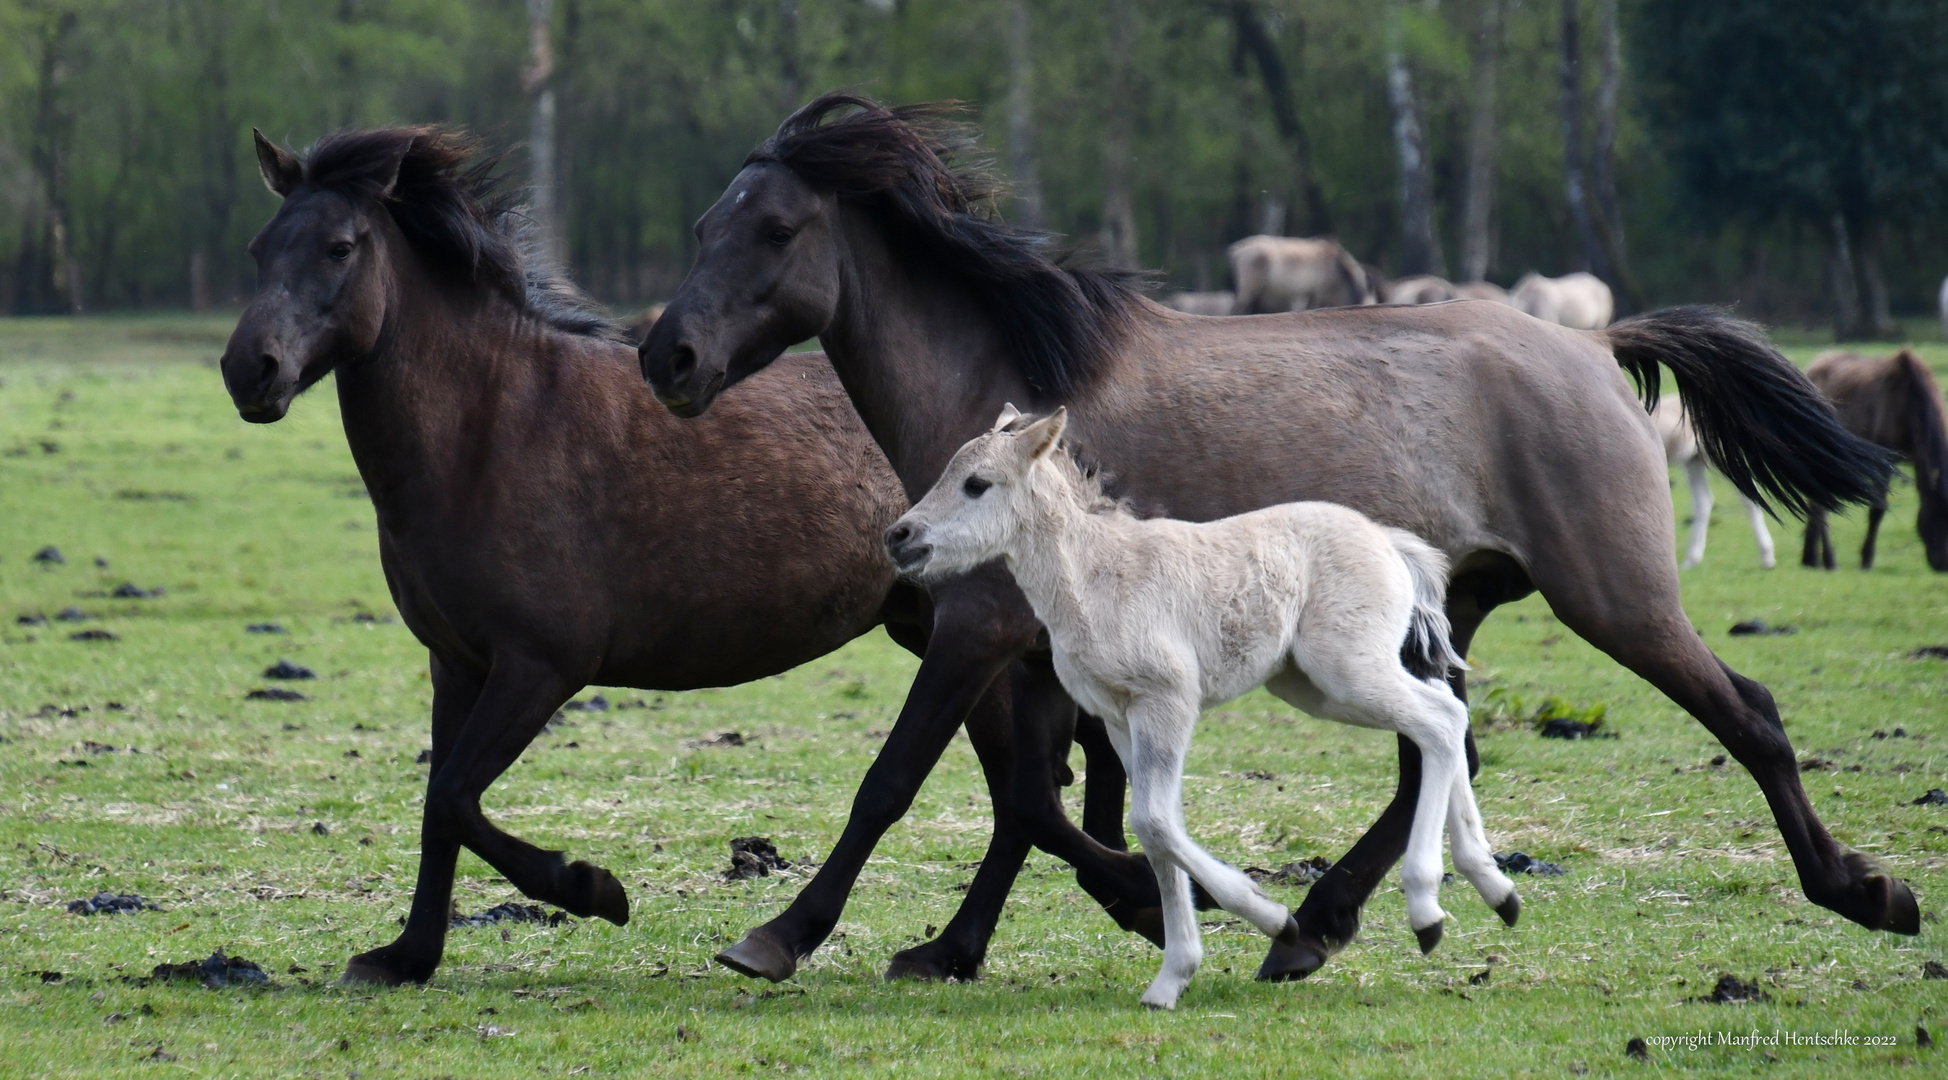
top-left (0, 313), bottom-right (1944, 1078)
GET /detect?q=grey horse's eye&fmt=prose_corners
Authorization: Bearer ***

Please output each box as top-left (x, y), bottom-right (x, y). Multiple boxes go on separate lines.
top-left (963, 476), bottom-right (991, 498)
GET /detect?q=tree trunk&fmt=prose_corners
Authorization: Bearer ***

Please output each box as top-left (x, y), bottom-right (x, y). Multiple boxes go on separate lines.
top-left (777, 0), bottom-right (802, 114)
top-left (190, 250), bottom-right (211, 314)
top-left (1098, 0), bottom-right (1139, 268)
top-left (1228, 1), bottom-right (1330, 236)
top-left (194, 6), bottom-right (238, 311)
top-left (1588, 0), bottom-right (1645, 313)
top-left (1833, 214), bottom-right (1899, 341)
top-left (1387, 4), bottom-right (1445, 277)
top-left (1558, 0), bottom-right (1608, 280)
top-left (1006, 0), bottom-right (1045, 230)
top-left (1460, 0), bottom-right (1500, 283)
top-left (525, 0), bottom-right (566, 269)
top-left (15, 10), bottom-right (80, 315)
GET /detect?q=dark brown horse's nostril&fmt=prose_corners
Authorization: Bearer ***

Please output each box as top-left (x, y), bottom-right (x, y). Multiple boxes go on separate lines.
top-left (258, 354), bottom-right (280, 390)
top-left (668, 344), bottom-right (698, 384)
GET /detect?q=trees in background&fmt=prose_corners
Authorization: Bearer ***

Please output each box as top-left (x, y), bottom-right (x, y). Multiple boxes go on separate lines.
top-left (1638, 0), bottom-right (1948, 339)
top-left (1, 0), bottom-right (1945, 329)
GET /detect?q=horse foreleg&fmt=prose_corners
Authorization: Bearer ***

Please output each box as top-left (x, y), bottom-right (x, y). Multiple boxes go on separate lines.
top-left (1861, 501), bottom-right (1887, 570)
top-left (343, 653), bottom-right (600, 986)
top-left (716, 590), bottom-right (1028, 982)
top-left (1074, 711), bottom-right (1129, 850)
top-left (883, 678), bottom-right (1032, 981)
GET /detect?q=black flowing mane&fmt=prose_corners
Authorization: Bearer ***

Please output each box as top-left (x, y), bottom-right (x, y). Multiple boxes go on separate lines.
top-left (748, 93), bottom-right (1144, 400)
top-left (298, 127), bottom-right (619, 340)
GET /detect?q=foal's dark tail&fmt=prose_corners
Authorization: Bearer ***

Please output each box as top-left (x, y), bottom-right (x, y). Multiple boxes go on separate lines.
top-left (1604, 306), bottom-right (1895, 518)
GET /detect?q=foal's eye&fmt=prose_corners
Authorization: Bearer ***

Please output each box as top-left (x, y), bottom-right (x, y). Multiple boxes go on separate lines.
top-left (328, 242), bottom-right (354, 261)
top-left (963, 476), bottom-right (991, 498)
top-left (767, 227), bottom-right (794, 247)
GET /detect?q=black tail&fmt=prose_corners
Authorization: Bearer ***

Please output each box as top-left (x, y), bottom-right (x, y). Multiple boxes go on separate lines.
top-left (1604, 306), bottom-right (1895, 518)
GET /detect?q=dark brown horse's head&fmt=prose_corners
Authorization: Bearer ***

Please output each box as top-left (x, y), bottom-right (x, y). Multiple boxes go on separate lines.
top-left (221, 130), bottom-right (416, 422)
top-left (643, 92), bottom-right (1137, 416)
top-left (224, 128), bottom-right (606, 422)
top-left (1893, 349), bottom-right (1948, 570)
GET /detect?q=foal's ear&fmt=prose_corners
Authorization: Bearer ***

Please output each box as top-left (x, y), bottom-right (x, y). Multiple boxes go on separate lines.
top-left (254, 129), bottom-right (302, 199)
top-left (1018, 407), bottom-right (1067, 461)
top-left (992, 402), bottom-right (1023, 431)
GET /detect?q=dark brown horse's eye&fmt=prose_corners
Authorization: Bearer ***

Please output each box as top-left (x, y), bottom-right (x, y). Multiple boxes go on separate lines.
top-left (767, 228), bottom-right (793, 247)
top-left (963, 476), bottom-right (991, 498)
top-left (329, 242), bottom-right (354, 261)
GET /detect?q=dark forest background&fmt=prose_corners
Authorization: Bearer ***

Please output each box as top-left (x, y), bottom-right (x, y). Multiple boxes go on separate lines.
top-left (5, 0), bottom-right (1947, 336)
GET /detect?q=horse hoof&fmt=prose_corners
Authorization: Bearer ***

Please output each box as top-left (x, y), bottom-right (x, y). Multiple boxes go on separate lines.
top-left (566, 861), bottom-right (630, 926)
top-left (340, 947), bottom-right (434, 987)
top-left (1256, 917), bottom-right (1329, 982)
top-left (1494, 892), bottom-right (1521, 928)
top-left (1413, 921), bottom-right (1444, 955)
top-left (715, 929), bottom-right (798, 982)
top-left (884, 942), bottom-right (979, 982)
top-left (1835, 854), bottom-right (1920, 935)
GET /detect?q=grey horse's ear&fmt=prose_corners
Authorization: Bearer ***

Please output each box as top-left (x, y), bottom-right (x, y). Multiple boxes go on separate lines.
top-left (1018, 406), bottom-right (1066, 460)
top-left (993, 403), bottom-right (1023, 431)
top-left (254, 129), bottom-right (301, 198)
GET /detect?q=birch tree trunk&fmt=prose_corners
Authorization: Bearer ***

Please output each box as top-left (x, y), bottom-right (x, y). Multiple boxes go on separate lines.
top-left (1387, 3), bottom-right (1444, 277)
top-left (1006, 0), bottom-right (1046, 230)
top-left (1459, 0), bottom-right (1500, 284)
top-left (1098, 0), bottom-right (1138, 268)
top-left (16, 9), bottom-right (81, 314)
top-left (525, 0), bottom-right (566, 270)
top-left (1589, 0), bottom-right (1644, 312)
top-left (1558, 0), bottom-right (1608, 280)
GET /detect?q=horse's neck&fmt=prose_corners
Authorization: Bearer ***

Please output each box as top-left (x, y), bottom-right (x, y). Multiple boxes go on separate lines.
top-left (333, 276), bottom-right (546, 530)
top-left (1003, 484), bottom-right (1116, 650)
top-left (820, 211), bottom-right (1041, 499)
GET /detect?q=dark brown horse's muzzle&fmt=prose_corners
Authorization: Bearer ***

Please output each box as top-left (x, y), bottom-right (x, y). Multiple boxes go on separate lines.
top-left (219, 335), bottom-right (296, 423)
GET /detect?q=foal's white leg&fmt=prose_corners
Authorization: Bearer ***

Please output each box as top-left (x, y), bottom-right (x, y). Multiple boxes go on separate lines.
top-left (1123, 697), bottom-right (1289, 1009)
top-left (1424, 682), bottom-right (1520, 921)
top-left (1681, 457), bottom-right (1713, 569)
top-left (1741, 495), bottom-right (1777, 569)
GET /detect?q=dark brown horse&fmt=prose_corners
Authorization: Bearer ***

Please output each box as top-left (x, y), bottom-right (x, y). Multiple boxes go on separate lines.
top-left (641, 94), bottom-right (1914, 985)
top-left (217, 126), bottom-right (1143, 985)
top-left (1801, 348), bottom-right (1948, 571)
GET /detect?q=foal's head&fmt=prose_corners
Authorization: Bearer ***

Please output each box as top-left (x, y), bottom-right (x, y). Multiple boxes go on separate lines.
top-left (221, 127), bottom-right (610, 422)
top-left (884, 406), bottom-right (1076, 581)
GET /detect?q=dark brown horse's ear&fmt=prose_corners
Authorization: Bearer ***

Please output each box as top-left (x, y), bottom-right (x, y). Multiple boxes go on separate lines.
top-left (373, 136), bottom-right (414, 199)
top-left (254, 129), bottom-right (301, 198)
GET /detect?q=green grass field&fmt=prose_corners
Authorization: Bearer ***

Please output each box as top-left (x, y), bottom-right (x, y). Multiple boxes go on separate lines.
top-left (0, 314), bottom-right (1944, 1078)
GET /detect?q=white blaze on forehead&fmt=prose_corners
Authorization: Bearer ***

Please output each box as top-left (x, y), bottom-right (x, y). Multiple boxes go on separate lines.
top-left (734, 189), bottom-right (748, 205)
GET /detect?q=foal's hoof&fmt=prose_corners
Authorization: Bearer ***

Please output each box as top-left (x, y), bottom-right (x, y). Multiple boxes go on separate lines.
top-left (1256, 916), bottom-right (1330, 982)
top-left (715, 928), bottom-right (798, 983)
top-left (1833, 853), bottom-right (1920, 935)
top-left (1494, 891), bottom-right (1521, 928)
top-left (564, 861), bottom-right (630, 926)
top-left (340, 945), bottom-right (435, 987)
top-left (1413, 921), bottom-right (1444, 956)
top-left (884, 939), bottom-right (981, 982)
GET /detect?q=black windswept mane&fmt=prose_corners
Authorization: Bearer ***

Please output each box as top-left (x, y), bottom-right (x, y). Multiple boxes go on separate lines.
top-left (747, 93), bottom-right (1144, 400)
top-left (298, 127), bottom-right (619, 340)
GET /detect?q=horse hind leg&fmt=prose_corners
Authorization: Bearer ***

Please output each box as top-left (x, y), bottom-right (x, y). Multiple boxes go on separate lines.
top-left (1538, 532), bottom-right (1920, 936)
top-left (1741, 496), bottom-right (1777, 569)
top-left (1860, 501), bottom-right (1887, 569)
top-left (1430, 680), bottom-right (1518, 923)
top-left (1682, 457), bottom-right (1713, 569)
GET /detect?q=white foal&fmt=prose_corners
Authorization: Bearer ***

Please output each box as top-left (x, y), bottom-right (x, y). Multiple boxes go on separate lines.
top-left (886, 406), bottom-right (1518, 1009)
top-left (1653, 396), bottom-right (1776, 569)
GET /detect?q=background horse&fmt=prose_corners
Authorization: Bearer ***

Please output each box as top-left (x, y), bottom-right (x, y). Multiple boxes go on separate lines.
top-left (218, 126), bottom-right (1132, 986)
top-left (1227, 234), bottom-right (1378, 313)
top-left (1802, 348), bottom-right (1948, 571)
top-left (1511, 271), bottom-right (1615, 328)
top-left (1654, 396), bottom-right (1777, 568)
top-left (641, 93), bottom-right (1912, 984)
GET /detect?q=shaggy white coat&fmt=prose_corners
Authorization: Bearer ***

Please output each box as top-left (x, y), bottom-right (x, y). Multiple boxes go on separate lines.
top-left (889, 407), bottom-right (1517, 1009)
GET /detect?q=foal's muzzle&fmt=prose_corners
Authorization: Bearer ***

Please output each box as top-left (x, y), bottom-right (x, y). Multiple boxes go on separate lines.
top-left (883, 522), bottom-right (932, 575)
